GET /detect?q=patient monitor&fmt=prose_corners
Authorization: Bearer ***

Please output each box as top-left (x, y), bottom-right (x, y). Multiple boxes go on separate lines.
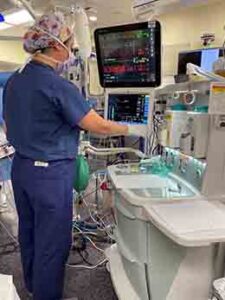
top-left (95, 21), bottom-right (161, 88)
top-left (104, 91), bottom-right (154, 139)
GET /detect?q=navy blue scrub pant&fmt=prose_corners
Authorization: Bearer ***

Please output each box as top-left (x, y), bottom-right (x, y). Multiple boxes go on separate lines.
top-left (11, 153), bottom-right (75, 300)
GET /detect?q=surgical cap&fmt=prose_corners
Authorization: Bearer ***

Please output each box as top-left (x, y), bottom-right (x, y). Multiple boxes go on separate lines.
top-left (23, 12), bottom-right (73, 54)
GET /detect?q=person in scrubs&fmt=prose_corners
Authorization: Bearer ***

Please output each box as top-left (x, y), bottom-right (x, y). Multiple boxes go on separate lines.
top-left (3, 12), bottom-right (142, 300)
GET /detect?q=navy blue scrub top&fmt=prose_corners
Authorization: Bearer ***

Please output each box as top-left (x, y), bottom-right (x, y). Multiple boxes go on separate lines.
top-left (3, 61), bottom-right (91, 161)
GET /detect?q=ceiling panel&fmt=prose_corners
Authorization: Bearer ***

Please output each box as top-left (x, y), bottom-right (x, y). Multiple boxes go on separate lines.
top-left (0, 0), bottom-right (223, 36)
top-left (89, 0), bottom-right (133, 27)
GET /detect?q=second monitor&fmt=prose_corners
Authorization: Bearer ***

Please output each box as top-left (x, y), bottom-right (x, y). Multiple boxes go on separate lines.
top-left (178, 48), bottom-right (223, 74)
top-left (106, 93), bottom-right (150, 125)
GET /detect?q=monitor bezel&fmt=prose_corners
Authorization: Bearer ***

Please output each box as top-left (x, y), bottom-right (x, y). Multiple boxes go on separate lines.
top-left (94, 21), bottom-right (161, 88)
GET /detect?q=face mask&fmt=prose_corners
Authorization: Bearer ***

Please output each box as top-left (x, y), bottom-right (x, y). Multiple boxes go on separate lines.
top-left (55, 49), bottom-right (77, 75)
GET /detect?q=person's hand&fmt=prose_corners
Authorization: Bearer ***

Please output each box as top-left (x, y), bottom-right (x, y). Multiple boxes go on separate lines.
top-left (127, 125), bottom-right (147, 138)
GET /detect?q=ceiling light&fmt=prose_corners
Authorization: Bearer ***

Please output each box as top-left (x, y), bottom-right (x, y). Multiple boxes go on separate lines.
top-left (5, 9), bottom-right (33, 25)
top-left (89, 15), bottom-right (97, 22)
top-left (0, 9), bottom-right (33, 31)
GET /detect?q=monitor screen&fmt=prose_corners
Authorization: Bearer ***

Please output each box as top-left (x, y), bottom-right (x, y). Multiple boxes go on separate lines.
top-left (178, 48), bottom-right (222, 74)
top-left (178, 51), bottom-right (201, 74)
top-left (94, 21), bottom-right (161, 88)
top-left (107, 94), bottom-right (149, 125)
top-left (201, 48), bottom-right (220, 72)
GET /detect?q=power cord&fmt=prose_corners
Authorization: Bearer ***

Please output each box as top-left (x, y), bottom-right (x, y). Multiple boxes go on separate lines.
top-left (66, 258), bottom-right (108, 270)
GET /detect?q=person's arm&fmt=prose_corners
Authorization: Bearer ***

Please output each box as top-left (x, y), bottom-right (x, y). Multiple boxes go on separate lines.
top-left (79, 109), bottom-right (128, 136)
top-left (55, 81), bottom-right (144, 137)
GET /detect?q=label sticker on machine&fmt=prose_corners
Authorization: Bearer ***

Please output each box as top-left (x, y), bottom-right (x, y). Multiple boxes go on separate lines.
top-left (209, 83), bottom-right (225, 114)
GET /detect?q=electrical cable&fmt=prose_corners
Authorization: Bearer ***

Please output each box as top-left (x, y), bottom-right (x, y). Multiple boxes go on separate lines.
top-left (66, 258), bottom-right (108, 270)
top-left (74, 231), bottom-right (114, 244)
top-left (73, 225), bottom-right (105, 254)
top-left (79, 188), bottom-right (100, 201)
top-left (71, 225), bottom-right (108, 269)
top-left (74, 231), bottom-right (98, 237)
top-left (131, 138), bottom-right (141, 147)
top-left (74, 170), bottom-right (116, 244)
top-left (81, 197), bottom-right (102, 226)
top-left (94, 213), bottom-right (109, 230)
top-left (86, 236), bottom-right (105, 254)
top-left (70, 244), bottom-right (92, 266)
top-left (73, 205), bottom-right (115, 247)
top-left (77, 250), bottom-right (93, 266)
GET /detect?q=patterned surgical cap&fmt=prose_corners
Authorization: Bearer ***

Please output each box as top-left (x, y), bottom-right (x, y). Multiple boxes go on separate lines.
top-left (23, 12), bottom-right (73, 54)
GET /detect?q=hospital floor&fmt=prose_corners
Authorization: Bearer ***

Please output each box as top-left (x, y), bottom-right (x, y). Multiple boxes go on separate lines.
top-left (0, 224), bottom-right (118, 300)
